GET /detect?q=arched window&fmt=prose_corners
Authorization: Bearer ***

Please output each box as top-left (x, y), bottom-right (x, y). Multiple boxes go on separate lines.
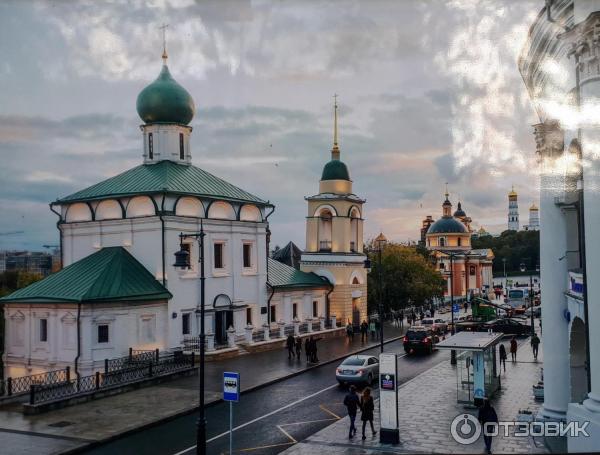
top-left (439, 237), bottom-right (446, 247)
top-left (318, 209), bottom-right (333, 251)
top-left (352, 277), bottom-right (360, 285)
top-left (179, 133), bottom-right (184, 160)
top-left (350, 207), bottom-right (360, 252)
top-left (148, 133), bottom-right (154, 160)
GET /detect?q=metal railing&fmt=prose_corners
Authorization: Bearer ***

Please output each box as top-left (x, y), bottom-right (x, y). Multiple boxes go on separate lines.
top-left (29, 353), bottom-right (194, 405)
top-left (0, 367), bottom-right (70, 397)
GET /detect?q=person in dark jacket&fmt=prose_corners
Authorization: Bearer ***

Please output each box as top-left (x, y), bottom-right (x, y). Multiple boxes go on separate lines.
top-left (498, 344), bottom-right (507, 372)
top-left (346, 322), bottom-right (354, 340)
top-left (510, 336), bottom-right (518, 362)
top-left (343, 385), bottom-right (360, 438)
top-left (295, 336), bottom-right (302, 359)
top-left (360, 387), bottom-right (376, 440)
top-left (311, 336), bottom-right (322, 362)
top-left (478, 399), bottom-right (499, 454)
top-left (360, 320), bottom-right (368, 342)
top-left (531, 333), bottom-right (540, 360)
top-left (286, 334), bottom-right (295, 360)
top-left (305, 336), bottom-right (312, 362)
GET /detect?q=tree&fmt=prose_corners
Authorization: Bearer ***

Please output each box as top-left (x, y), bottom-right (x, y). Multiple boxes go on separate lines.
top-left (366, 242), bottom-right (445, 314)
top-left (472, 230), bottom-right (540, 275)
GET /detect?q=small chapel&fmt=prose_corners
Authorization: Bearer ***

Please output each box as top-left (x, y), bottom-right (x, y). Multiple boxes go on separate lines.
top-left (1, 45), bottom-right (367, 377)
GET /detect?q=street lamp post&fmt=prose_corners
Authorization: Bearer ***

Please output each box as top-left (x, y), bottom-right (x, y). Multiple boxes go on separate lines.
top-left (520, 258), bottom-right (538, 337)
top-left (173, 220), bottom-right (207, 455)
top-left (375, 233), bottom-right (387, 353)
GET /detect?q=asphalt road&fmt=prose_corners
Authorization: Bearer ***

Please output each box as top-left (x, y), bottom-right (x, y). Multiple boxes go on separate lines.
top-left (85, 339), bottom-right (451, 455)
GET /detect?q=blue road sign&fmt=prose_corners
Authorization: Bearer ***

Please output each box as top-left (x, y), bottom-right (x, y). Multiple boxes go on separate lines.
top-left (452, 304), bottom-right (460, 313)
top-left (223, 372), bottom-right (240, 402)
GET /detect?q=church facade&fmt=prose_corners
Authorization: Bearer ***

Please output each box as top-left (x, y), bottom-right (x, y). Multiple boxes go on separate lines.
top-left (1, 50), bottom-right (356, 377)
top-left (423, 192), bottom-right (494, 301)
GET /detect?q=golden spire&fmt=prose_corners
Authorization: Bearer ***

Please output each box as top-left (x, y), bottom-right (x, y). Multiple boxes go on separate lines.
top-left (331, 93), bottom-right (340, 160)
top-left (509, 185), bottom-right (517, 197)
top-left (444, 182), bottom-right (449, 200)
top-left (160, 23), bottom-right (169, 63)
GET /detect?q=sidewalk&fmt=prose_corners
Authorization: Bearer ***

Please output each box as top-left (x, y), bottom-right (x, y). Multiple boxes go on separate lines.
top-left (0, 323), bottom-right (406, 454)
top-left (283, 329), bottom-right (548, 454)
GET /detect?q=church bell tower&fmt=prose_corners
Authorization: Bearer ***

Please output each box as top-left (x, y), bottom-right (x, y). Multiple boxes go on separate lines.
top-left (300, 96), bottom-right (368, 327)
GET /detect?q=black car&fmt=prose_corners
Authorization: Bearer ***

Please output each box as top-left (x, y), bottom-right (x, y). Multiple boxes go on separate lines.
top-left (480, 318), bottom-right (532, 336)
top-left (403, 327), bottom-right (439, 355)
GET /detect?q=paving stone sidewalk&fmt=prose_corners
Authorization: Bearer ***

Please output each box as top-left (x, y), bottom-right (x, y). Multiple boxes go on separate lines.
top-left (0, 323), bottom-right (406, 454)
top-left (284, 329), bottom-right (549, 455)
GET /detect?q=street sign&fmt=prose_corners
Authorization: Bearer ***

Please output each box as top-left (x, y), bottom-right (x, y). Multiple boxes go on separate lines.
top-left (223, 372), bottom-right (240, 402)
top-left (452, 304), bottom-right (460, 313)
top-left (379, 353), bottom-right (400, 444)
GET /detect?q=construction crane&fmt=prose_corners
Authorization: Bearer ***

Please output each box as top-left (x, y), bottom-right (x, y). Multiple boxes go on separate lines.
top-left (0, 231), bottom-right (24, 236)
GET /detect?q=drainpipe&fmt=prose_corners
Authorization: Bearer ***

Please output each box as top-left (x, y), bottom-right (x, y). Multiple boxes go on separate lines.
top-left (325, 284), bottom-right (334, 327)
top-left (74, 301), bottom-right (82, 383)
top-left (49, 203), bottom-right (63, 269)
top-left (159, 193), bottom-right (167, 286)
top-left (264, 204), bottom-right (275, 324)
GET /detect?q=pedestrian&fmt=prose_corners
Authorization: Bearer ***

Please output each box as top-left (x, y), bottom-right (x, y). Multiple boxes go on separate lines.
top-left (399, 310), bottom-right (404, 328)
top-left (419, 310), bottom-right (424, 321)
top-left (343, 385), bottom-right (360, 439)
top-left (464, 301), bottom-right (468, 313)
top-left (407, 315), bottom-right (412, 326)
top-left (305, 336), bottom-right (312, 362)
top-left (311, 336), bottom-right (322, 362)
top-left (531, 332), bottom-right (540, 360)
top-left (510, 336), bottom-right (518, 362)
top-left (539, 318), bottom-right (542, 335)
top-left (374, 319), bottom-right (380, 340)
top-left (360, 320), bottom-right (368, 342)
top-left (498, 344), bottom-right (507, 372)
top-left (346, 322), bottom-right (354, 341)
top-left (369, 320), bottom-right (376, 340)
top-left (295, 336), bottom-right (302, 359)
top-left (360, 387), bottom-right (377, 440)
top-left (430, 306), bottom-right (435, 318)
top-left (478, 399), bottom-right (499, 454)
top-left (286, 334), bottom-right (295, 360)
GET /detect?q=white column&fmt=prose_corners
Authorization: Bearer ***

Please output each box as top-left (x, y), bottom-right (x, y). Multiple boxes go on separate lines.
top-left (535, 121), bottom-right (570, 422)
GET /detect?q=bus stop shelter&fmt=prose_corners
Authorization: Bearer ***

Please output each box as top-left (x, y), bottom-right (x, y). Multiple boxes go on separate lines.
top-left (436, 331), bottom-right (504, 406)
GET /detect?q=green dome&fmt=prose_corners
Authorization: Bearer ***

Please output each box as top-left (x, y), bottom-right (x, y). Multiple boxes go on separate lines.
top-left (321, 159), bottom-right (350, 181)
top-left (427, 216), bottom-right (467, 234)
top-left (136, 65), bottom-right (195, 125)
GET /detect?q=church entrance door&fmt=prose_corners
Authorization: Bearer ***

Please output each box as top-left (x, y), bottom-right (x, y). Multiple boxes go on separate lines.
top-left (215, 310), bottom-right (233, 346)
top-left (352, 298), bottom-right (361, 328)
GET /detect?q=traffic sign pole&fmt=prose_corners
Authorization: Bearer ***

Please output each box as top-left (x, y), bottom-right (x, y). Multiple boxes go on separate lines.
top-left (229, 401), bottom-right (233, 455)
top-left (223, 372), bottom-right (240, 455)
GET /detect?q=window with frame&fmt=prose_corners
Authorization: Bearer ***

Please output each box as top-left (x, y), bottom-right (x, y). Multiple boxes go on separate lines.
top-left (292, 303), bottom-right (298, 319)
top-left (182, 313), bottom-right (191, 335)
top-left (470, 266), bottom-right (476, 276)
top-left (243, 243), bottom-right (252, 268)
top-left (312, 301), bottom-right (318, 317)
top-left (214, 242), bottom-right (224, 269)
top-left (98, 324), bottom-right (109, 343)
top-left (179, 133), bottom-right (184, 160)
top-left (246, 308), bottom-right (252, 325)
top-left (148, 133), bottom-right (154, 159)
top-left (270, 305), bottom-right (276, 323)
top-left (39, 319), bottom-right (48, 342)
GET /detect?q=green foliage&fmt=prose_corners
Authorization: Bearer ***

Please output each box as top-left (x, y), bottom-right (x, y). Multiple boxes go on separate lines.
top-left (472, 230), bottom-right (540, 275)
top-left (0, 270), bottom-right (43, 297)
top-left (366, 242), bottom-right (445, 313)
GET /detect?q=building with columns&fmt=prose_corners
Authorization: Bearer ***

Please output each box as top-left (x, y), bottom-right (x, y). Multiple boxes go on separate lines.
top-left (300, 99), bottom-right (368, 327)
top-left (0, 49), bottom-right (336, 377)
top-left (424, 192), bottom-right (494, 302)
top-left (519, 0), bottom-right (600, 451)
top-left (508, 186), bottom-right (520, 231)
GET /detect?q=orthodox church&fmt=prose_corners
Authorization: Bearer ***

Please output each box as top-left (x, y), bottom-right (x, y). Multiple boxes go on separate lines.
top-left (1, 48), bottom-right (366, 377)
top-left (422, 191), bottom-right (494, 301)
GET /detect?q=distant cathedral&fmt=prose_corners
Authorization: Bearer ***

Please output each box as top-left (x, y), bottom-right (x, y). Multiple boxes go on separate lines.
top-left (507, 186), bottom-right (539, 232)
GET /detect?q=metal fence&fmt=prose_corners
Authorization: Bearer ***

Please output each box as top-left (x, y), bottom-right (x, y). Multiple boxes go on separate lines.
top-left (0, 367), bottom-right (70, 397)
top-left (29, 352), bottom-right (194, 405)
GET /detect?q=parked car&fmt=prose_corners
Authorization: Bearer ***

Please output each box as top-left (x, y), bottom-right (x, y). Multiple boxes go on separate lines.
top-left (454, 321), bottom-right (485, 333)
top-left (480, 318), bottom-right (533, 336)
top-left (524, 306), bottom-right (542, 317)
top-left (335, 355), bottom-right (379, 386)
top-left (403, 327), bottom-right (439, 355)
top-left (420, 317), bottom-right (448, 334)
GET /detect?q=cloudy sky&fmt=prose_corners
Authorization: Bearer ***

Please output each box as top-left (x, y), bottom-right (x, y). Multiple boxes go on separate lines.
top-left (0, 0), bottom-right (544, 251)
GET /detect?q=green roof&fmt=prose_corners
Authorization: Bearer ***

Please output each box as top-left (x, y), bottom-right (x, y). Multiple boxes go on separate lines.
top-left (136, 64), bottom-right (195, 125)
top-left (58, 160), bottom-right (267, 205)
top-left (0, 247), bottom-right (172, 304)
top-left (321, 159), bottom-right (350, 181)
top-left (267, 258), bottom-right (331, 289)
